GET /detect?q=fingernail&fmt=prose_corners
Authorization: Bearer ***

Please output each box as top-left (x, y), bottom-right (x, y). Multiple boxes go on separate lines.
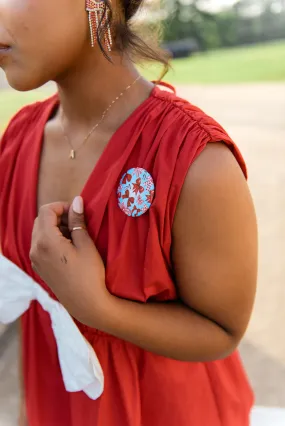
top-left (73, 196), bottom-right (84, 214)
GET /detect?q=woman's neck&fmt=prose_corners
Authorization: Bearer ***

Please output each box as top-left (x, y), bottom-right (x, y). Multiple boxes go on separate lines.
top-left (55, 52), bottom-right (152, 132)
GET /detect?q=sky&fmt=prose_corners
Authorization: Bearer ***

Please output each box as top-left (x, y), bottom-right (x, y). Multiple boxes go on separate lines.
top-left (137, 0), bottom-right (240, 22)
top-left (201, 0), bottom-right (237, 12)
top-left (172, 0), bottom-right (239, 12)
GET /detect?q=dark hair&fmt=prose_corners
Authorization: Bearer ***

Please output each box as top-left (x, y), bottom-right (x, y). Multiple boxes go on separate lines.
top-left (97, 0), bottom-right (170, 74)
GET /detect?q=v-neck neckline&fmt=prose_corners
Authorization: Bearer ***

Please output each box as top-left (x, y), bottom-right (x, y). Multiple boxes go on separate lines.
top-left (31, 85), bottom-right (158, 223)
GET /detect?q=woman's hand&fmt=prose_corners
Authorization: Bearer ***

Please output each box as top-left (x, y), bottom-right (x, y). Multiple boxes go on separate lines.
top-left (30, 143), bottom-right (257, 363)
top-left (30, 197), bottom-right (113, 327)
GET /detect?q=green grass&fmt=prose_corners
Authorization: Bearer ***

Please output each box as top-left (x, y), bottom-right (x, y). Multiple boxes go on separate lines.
top-left (1, 41), bottom-right (284, 131)
top-left (143, 40), bottom-right (285, 84)
top-left (0, 88), bottom-right (54, 131)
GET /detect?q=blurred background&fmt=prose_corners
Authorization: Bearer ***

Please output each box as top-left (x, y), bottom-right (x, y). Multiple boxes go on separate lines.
top-left (0, 0), bottom-right (285, 425)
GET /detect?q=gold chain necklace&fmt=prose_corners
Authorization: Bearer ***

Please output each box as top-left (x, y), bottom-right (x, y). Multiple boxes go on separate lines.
top-left (60, 75), bottom-right (141, 160)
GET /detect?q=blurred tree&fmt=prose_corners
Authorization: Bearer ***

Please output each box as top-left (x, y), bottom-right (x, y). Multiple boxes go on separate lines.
top-left (143, 0), bottom-right (285, 50)
top-left (163, 0), bottom-right (219, 50)
top-left (216, 9), bottom-right (239, 47)
top-left (235, 0), bottom-right (285, 43)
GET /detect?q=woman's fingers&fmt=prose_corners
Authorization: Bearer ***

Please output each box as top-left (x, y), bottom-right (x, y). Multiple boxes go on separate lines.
top-left (30, 202), bottom-right (71, 269)
top-left (38, 202), bottom-right (70, 228)
top-left (68, 196), bottom-right (94, 250)
top-left (59, 225), bottom-right (72, 241)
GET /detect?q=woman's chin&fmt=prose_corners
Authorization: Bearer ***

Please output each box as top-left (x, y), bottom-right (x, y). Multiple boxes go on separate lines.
top-left (4, 69), bottom-right (48, 92)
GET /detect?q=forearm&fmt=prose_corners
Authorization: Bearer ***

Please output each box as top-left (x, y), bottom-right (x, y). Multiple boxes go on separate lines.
top-left (93, 297), bottom-right (238, 362)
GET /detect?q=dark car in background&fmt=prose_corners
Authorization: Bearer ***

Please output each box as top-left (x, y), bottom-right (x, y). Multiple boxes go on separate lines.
top-left (162, 38), bottom-right (199, 59)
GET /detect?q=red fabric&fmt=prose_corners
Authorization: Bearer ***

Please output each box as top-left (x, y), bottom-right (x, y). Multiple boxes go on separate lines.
top-left (0, 85), bottom-right (253, 426)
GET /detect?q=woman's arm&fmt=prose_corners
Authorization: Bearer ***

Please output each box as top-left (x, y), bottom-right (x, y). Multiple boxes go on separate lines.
top-left (30, 143), bottom-right (257, 362)
top-left (98, 143), bottom-right (257, 361)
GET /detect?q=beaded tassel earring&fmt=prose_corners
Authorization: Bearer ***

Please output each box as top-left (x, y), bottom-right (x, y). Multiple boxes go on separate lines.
top-left (86, 0), bottom-right (113, 51)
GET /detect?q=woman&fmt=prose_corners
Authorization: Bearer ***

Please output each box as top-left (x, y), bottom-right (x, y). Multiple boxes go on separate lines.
top-left (0, 0), bottom-right (257, 425)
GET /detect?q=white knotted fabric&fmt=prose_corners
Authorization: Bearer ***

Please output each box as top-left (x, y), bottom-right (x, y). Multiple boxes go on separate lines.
top-left (0, 254), bottom-right (104, 400)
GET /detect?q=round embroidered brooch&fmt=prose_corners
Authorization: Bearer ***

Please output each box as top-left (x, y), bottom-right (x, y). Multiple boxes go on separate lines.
top-left (117, 168), bottom-right (155, 217)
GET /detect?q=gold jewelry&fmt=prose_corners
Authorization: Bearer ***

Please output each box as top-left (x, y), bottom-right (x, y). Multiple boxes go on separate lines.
top-left (71, 226), bottom-right (86, 232)
top-left (86, 0), bottom-right (113, 51)
top-left (60, 75), bottom-right (141, 160)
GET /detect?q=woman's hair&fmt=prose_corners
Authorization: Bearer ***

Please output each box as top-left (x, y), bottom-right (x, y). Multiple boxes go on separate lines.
top-left (97, 0), bottom-right (169, 71)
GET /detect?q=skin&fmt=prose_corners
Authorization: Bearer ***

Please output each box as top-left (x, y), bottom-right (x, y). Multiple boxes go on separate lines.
top-left (0, 0), bottom-right (258, 424)
top-left (31, 145), bottom-right (257, 363)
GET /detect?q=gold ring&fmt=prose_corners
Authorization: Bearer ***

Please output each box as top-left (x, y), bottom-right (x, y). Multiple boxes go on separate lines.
top-left (71, 226), bottom-right (86, 232)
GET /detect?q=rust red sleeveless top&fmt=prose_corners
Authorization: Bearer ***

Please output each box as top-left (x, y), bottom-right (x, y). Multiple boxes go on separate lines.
top-left (0, 85), bottom-right (253, 426)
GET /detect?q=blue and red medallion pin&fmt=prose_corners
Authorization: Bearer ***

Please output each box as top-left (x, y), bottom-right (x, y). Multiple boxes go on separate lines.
top-left (117, 168), bottom-right (155, 217)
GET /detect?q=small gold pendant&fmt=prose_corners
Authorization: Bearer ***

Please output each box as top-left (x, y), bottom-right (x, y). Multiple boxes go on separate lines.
top-left (69, 149), bottom-right (75, 160)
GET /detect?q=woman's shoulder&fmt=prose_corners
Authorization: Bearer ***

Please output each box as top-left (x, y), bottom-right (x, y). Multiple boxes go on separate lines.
top-left (152, 84), bottom-right (232, 143)
top-left (0, 95), bottom-right (56, 154)
top-left (151, 84), bottom-right (247, 178)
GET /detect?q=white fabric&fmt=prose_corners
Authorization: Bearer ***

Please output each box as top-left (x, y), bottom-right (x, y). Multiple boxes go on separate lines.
top-left (251, 407), bottom-right (285, 426)
top-left (0, 254), bottom-right (104, 400)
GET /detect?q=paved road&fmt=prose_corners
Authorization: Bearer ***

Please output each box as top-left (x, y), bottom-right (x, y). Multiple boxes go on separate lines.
top-left (179, 83), bottom-right (285, 407)
top-left (0, 81), bottom-right (285, 423)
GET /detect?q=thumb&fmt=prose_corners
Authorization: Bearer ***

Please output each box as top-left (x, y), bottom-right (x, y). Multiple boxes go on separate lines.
top-left (69, 196), bottom-right (93, 250)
